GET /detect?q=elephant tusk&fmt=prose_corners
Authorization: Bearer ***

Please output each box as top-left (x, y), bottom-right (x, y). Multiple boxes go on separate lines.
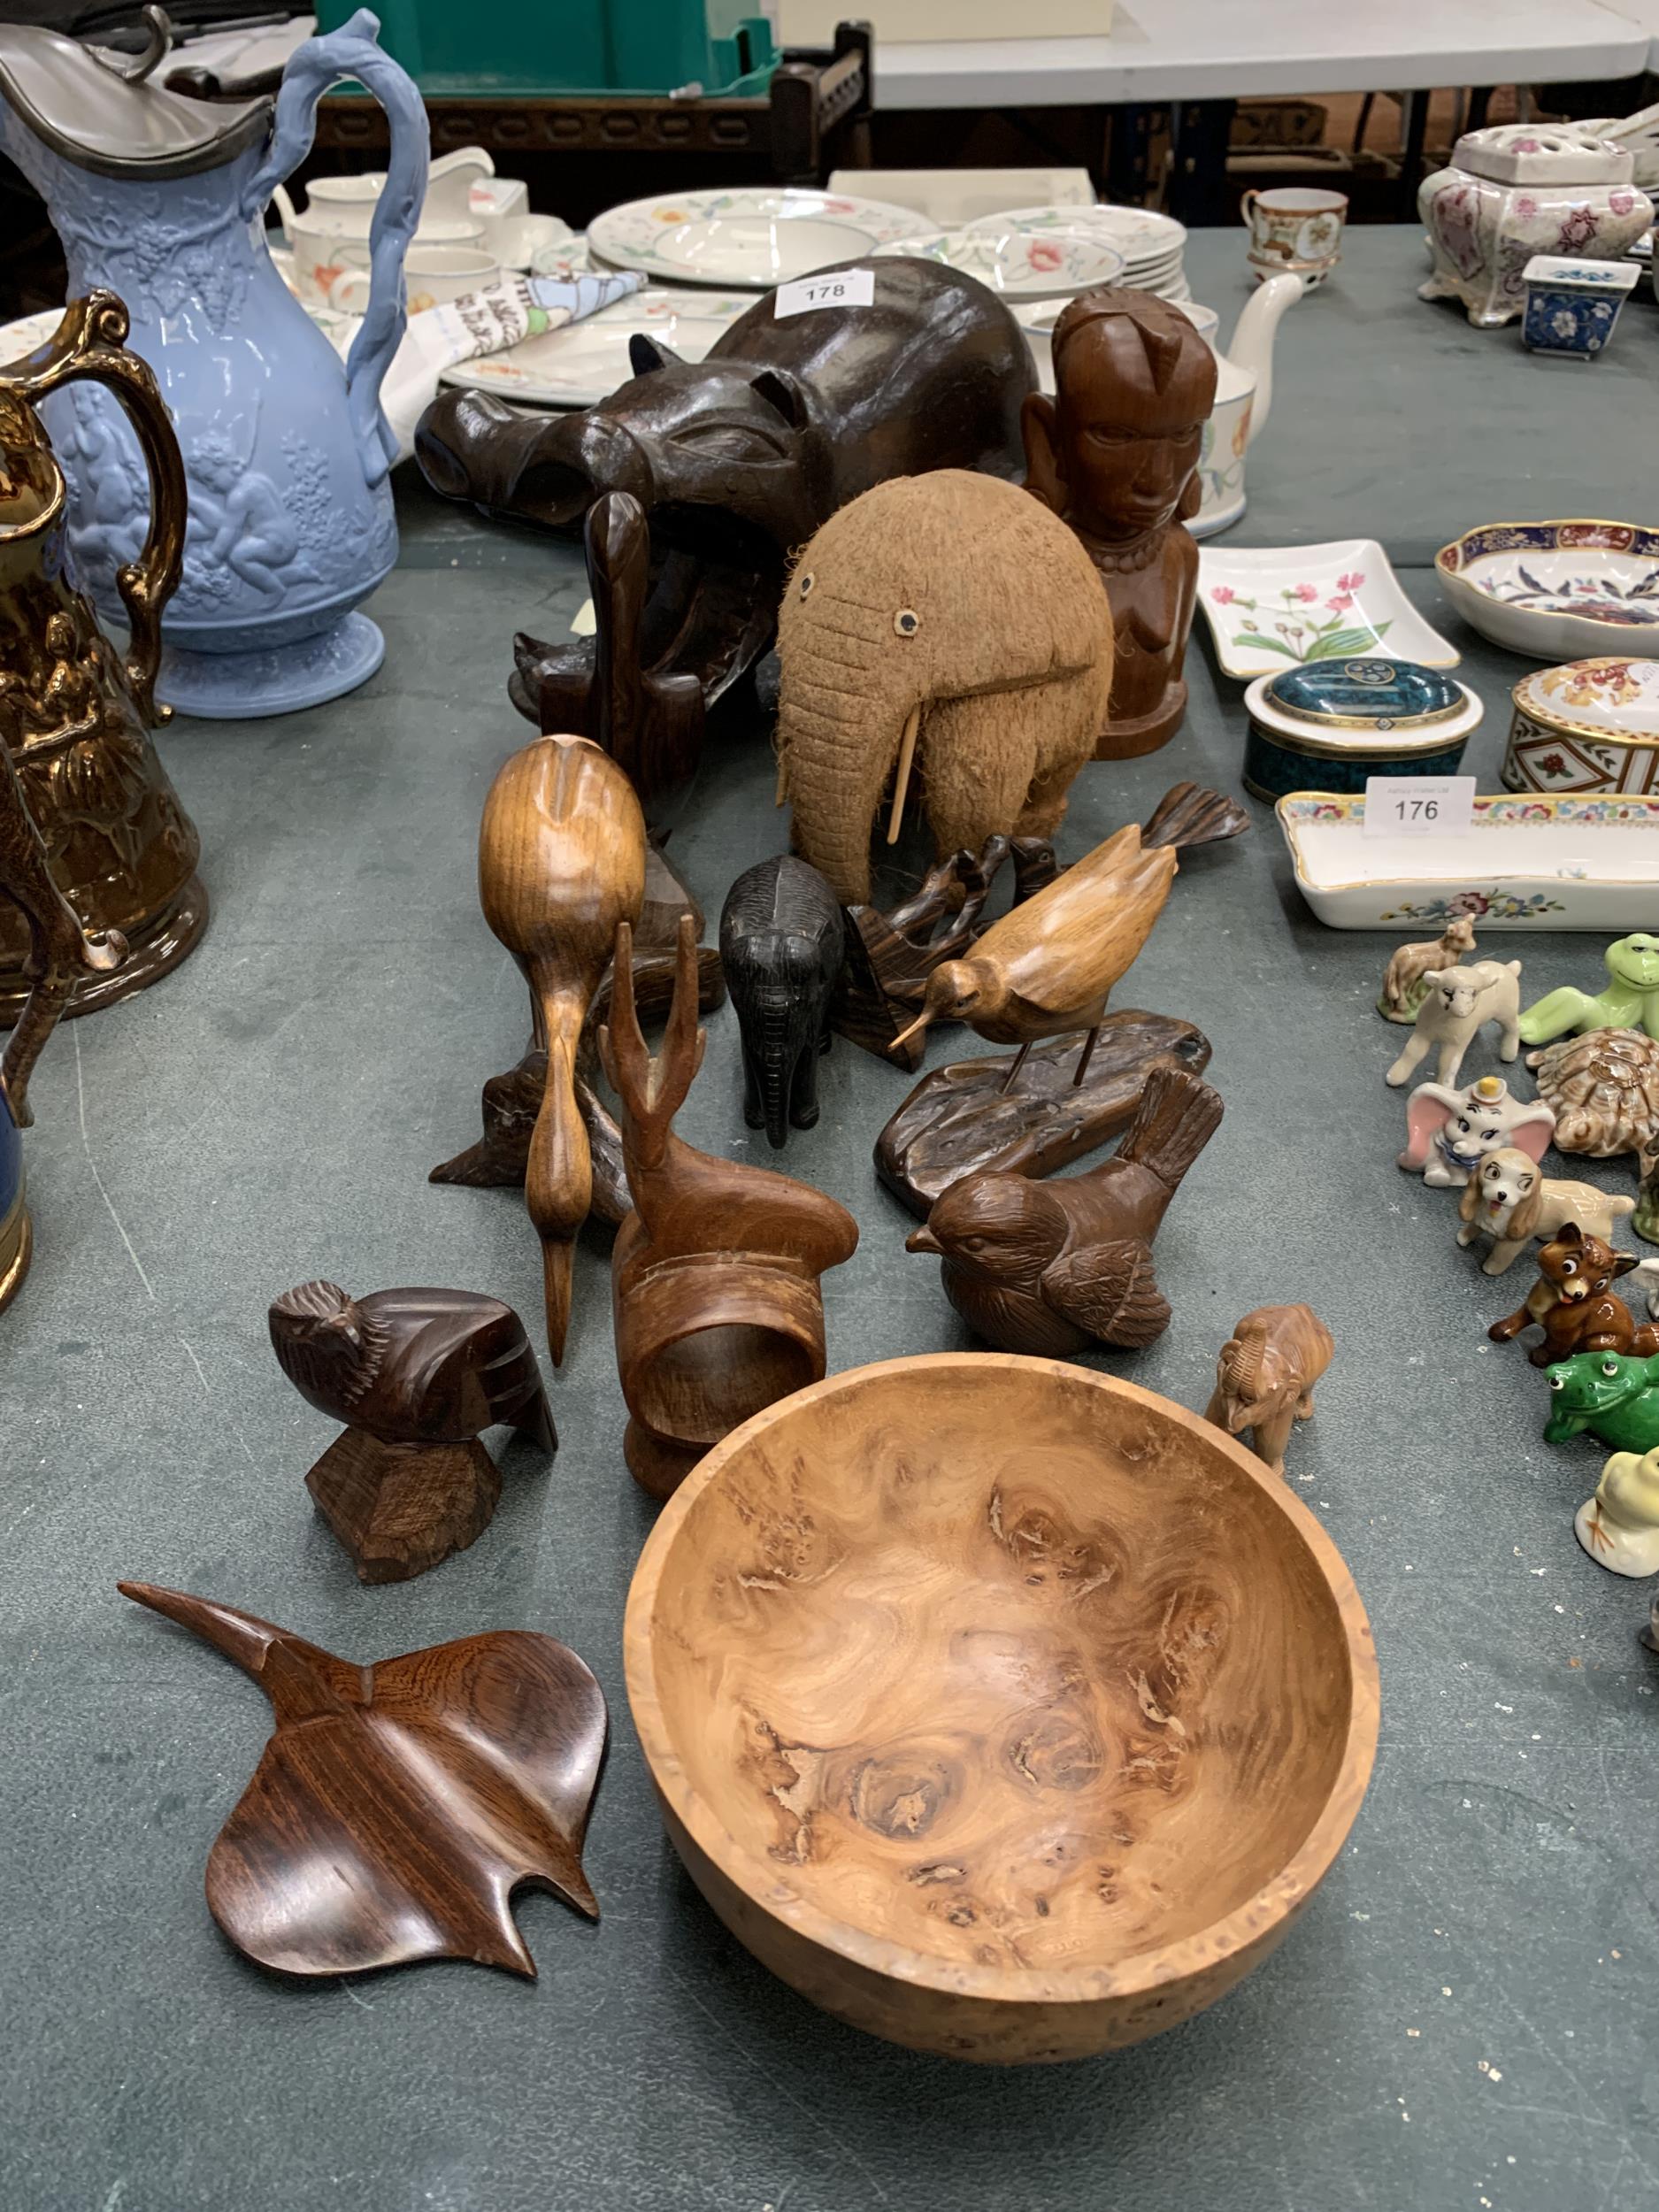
top-left (886, 704), bottom-right (922, 845)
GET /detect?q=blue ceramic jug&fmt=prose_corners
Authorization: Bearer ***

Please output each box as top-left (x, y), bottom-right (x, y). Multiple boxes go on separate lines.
top-left (0, 10), bottom-right (428, 718)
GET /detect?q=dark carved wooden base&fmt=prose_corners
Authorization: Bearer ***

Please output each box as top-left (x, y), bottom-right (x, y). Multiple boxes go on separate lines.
top-left (874, 1010), bottom-right (1214, 1219)
top-left (624, 1417), bottom-right (703, 1502)
top-left (305, 1428), bottom-right (503, 1585)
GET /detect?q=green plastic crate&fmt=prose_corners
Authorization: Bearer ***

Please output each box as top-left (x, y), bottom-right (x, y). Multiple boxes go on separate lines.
top-left (320, 1), bottom-right (780, 96)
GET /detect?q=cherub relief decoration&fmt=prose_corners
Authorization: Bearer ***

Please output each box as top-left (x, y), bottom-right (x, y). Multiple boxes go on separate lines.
top-left (1023, 289), bottom-right (1217, 761)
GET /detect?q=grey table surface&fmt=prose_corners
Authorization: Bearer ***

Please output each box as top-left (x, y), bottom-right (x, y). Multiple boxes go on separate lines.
top-left (4, 226), bottom-right (1655, 2212)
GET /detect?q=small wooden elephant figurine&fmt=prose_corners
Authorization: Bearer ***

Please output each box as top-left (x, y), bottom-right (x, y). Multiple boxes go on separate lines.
top-left (1203, 1303), bottom-right (1333, 1478)
top-left (1456, 1148), bottom-right (1636, 1276)
top-left (1385, 958), bottom-right (1522, 1089)
top-left (718, 855), bottom-right (843, 1149)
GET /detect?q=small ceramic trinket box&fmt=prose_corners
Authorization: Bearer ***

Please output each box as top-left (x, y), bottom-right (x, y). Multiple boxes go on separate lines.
top-left (1520, 256), bottom-right (1640, 357)
top-left (1241, 657), bottom-right (1483, 802)
top-left (1505, 657), bottom-right (1659, 797)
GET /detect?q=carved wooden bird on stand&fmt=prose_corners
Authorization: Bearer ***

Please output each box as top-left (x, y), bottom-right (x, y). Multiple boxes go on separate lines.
top-left (905, 1064), bottom-right (1223, 1354)
top-left (269, 1281), bottom-right (556, 1452)
top-left (888, 822), bottom-right (1178, 1089)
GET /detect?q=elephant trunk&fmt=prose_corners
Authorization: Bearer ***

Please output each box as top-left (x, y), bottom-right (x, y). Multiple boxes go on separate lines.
top-left (780, 653), bottom-right (918, 906)
top-left (755, 991), bottom-right (809, 1150)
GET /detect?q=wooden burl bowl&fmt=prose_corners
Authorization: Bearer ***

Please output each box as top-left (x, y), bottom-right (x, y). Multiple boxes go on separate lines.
top-left (625, 1354), bottom-right (1378, 2063)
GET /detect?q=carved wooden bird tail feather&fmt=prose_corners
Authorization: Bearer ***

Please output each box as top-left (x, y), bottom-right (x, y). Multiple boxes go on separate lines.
top-left (1115, 1061), bottom-right (1226, 1191)
top-left (119, 1580), bottom-right (606, 1978)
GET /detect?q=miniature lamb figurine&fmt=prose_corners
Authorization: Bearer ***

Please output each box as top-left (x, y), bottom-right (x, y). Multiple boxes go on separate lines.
top-left (1385, 959), bottom-right (1522, 1089)
top-left (1378, 913), bottom-right (1478, 1024)
top-left (1455, 1147), bottom-right (1636, 1275)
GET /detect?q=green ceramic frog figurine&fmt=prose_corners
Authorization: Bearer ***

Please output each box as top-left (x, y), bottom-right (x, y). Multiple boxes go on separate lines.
top-left (1518, 933), bottom-right (1659, 1048)
top-left (1545, 1349), bottom-right (1659, 1451)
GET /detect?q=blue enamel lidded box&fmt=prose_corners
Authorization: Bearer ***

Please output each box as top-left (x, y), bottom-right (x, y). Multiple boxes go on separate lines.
top-left (1241, 657), bottom-right (1485, 802)
top-left (0, 1082), bottom-right (27, 1313)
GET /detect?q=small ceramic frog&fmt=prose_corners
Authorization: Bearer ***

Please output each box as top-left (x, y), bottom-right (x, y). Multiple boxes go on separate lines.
top-left (1396, 1072), bottom-right (1555, 1188)
top-left (1545, 1349), bottom-right (1659, 1452)
top-left (1519, 933), bottom-right (1659, 1048)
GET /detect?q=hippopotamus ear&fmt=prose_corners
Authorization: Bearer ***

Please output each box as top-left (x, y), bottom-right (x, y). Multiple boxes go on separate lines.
top-left (628, 333), bottom-right (686, 378)
top-left (750, 366), bottom-right (810, 430)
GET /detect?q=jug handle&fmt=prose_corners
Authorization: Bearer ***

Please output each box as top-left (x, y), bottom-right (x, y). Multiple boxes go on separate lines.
top-left (240, 9), bottom-right (429, 492)
top-left (8, 292), bottom-right (186, 730)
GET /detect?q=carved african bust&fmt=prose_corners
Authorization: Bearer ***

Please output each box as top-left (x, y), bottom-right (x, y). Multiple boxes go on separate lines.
top-left (1023, 290), bottom-right (1217, 761)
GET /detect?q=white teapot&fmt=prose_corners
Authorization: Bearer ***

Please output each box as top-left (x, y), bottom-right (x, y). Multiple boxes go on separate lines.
top-left (1188, 272), bottom-right (1301, 539)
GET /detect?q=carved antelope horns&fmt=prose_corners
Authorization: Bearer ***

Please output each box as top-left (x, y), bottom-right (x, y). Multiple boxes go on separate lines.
top-left (598, 915), bottom-right (707, 1158)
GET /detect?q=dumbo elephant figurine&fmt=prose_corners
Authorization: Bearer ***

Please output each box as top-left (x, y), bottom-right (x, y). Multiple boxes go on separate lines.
top-left (776, 468), bottom-right (1115, 906)
top-left (719, 856), bottom-right (843, 1149)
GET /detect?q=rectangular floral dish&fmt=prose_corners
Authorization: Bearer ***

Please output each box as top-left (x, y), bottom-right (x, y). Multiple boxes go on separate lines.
top-left (1196, 539), bottom-right (1460, 678)
top-left (1274, 792), bottom-right (1659, 930)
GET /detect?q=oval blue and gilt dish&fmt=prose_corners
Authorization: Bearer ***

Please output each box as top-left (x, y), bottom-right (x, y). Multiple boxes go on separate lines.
top-left (1242, 657), bottom-right (1485, 802)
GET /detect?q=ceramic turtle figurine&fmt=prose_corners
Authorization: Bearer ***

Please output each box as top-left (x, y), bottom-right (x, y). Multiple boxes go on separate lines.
top-left (1525, 1027), bottom-right (1659, 1157)
top-left (1519, 933), bottom-right (1659, 1048)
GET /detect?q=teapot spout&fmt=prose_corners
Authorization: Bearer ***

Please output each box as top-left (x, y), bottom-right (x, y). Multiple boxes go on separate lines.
top-left (1225, 272), bottom-right (1302, 446)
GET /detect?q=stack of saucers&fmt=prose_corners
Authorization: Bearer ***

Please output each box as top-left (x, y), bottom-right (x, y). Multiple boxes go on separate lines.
top-left (963, 204), bottom-right (1189, 301)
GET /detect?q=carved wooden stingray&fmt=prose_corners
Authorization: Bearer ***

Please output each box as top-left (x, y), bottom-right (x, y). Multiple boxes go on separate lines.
top-left (119, 1580), bottom-right (605, 1978)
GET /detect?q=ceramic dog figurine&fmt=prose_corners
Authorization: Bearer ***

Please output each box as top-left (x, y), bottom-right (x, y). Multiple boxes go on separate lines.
top-left (1386, 959), bottom-right (1523, 1089)
top-left (1202, 1303), bottom-right (1334, 1478)
top-left (718, 855), bottom-right (843, 1150)
top-left (1378, 914), bottom-right (1479, 1024)
top-left (1489, 1225), bottom-right (1659, 1366)
top-left (1457, 1148), bottom-right (1636, 1274)
top-left (1575, 1445), bottom-right (1659, 1576)
top-left (1545, 1350), bottom-right (1659, 1452)
top-left (1397, 1071), bottom-right (1555, 1187)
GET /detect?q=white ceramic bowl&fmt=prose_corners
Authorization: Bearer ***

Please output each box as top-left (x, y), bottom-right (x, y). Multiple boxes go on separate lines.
top-left (1437, 521), bottom-right (1659, 659)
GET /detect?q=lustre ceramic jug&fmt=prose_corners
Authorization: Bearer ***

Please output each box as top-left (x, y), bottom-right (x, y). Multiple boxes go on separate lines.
top-left (0, 291), bottom-right (203, 1017)
top-left (0, 8), bottom-right (428, 717)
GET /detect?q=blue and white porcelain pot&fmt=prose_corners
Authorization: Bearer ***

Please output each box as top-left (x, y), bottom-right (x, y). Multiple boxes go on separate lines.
top-left (0, 10), bottom-right (428, 718)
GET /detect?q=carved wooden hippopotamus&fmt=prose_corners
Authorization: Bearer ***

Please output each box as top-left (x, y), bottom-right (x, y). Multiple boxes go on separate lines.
top-left (412, 257), bottom-right (1035, 723)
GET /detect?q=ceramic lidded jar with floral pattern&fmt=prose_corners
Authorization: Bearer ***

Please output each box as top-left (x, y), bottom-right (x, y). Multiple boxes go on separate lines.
top-left (1418, 124), bottom-right (1652, 328)
top-left (1505, 657), bottom-right (1659, 797)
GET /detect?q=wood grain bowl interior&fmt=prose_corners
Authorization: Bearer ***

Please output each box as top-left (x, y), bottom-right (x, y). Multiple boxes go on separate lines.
top-left (625, 1355), bottom-right (1379, 2062)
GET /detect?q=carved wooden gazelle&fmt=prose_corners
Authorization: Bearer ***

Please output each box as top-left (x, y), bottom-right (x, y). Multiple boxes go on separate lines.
top-left (601, 914), bottom-right (858, 1499)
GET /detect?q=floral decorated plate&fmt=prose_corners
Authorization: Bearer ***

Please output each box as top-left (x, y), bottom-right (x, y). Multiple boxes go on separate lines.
top-left (1274, 792), bottom-right (1659, 930)
top-left (587, 188), bottom-right (932, 288)
top-left (872, 227), bottom-right (1125, 300)
top-left (439, 287), bottom-right (750, 408)
top-left (964, 202), bottom-right (1187, 273)
top-left (1436, 521), bottom-right (1659, 659)
top-left (1196, 539), bottom-right (1460, 678)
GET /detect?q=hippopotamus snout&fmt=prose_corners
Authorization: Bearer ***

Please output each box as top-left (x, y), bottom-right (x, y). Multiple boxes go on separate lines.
top-left (413, 391), bottom-right (653, 528)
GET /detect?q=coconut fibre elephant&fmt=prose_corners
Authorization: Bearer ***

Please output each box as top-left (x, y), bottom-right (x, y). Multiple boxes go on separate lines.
top-left (776, 469), bottom-right (1115, 907)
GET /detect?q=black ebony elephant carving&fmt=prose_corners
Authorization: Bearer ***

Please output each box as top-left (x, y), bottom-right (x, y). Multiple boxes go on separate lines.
top-left (718, 856), bottom-right (843, 1150)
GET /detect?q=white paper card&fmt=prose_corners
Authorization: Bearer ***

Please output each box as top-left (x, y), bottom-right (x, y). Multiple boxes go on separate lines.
top-left (774, 266), bottom-right (876, 318)
top-left (1363, 776), bottom-right (1476, 838)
